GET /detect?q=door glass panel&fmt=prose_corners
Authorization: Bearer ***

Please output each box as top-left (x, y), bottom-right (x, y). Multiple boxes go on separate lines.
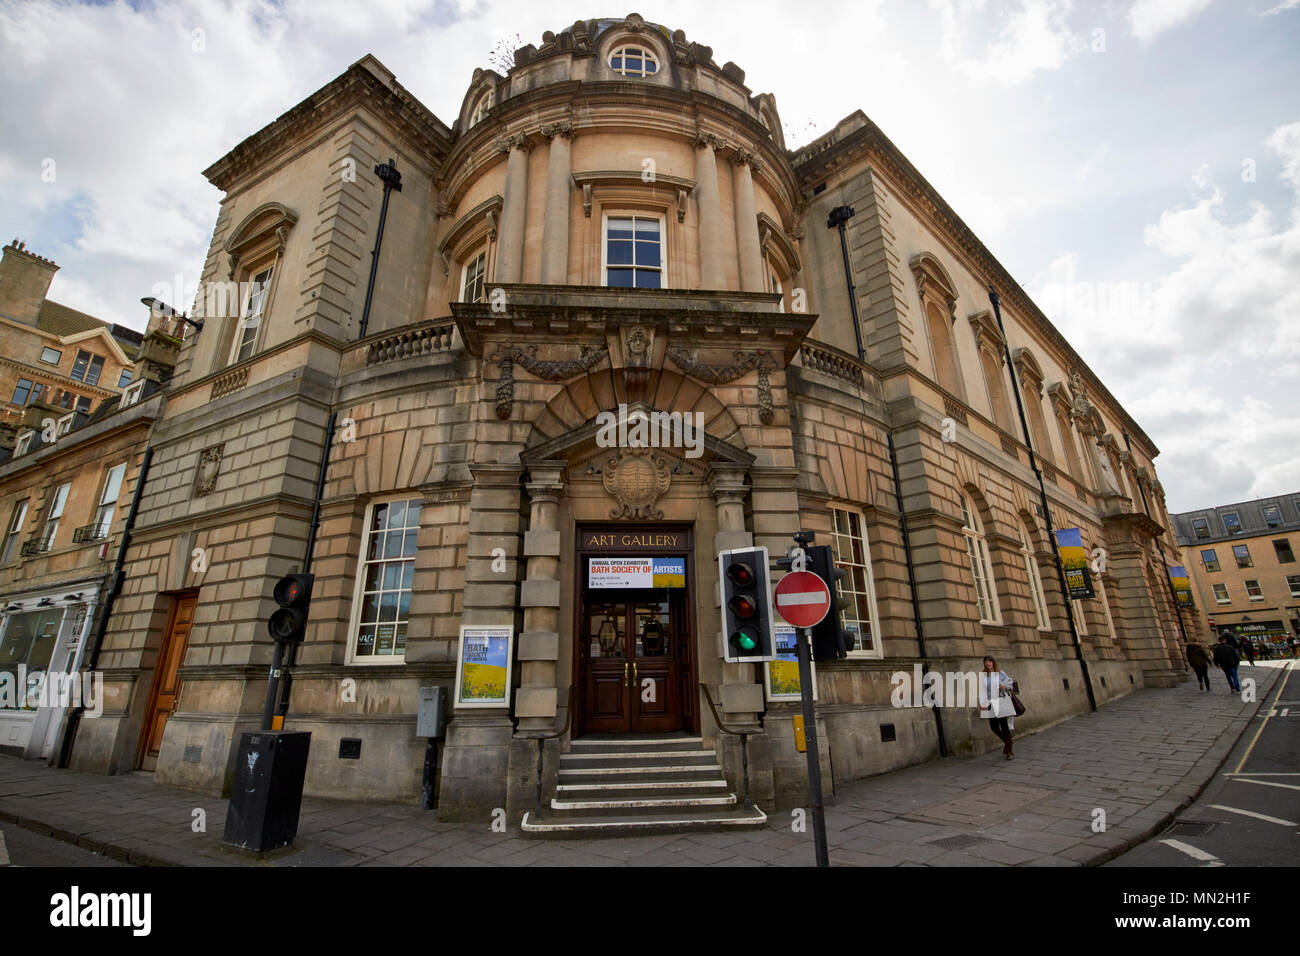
top-left (588, 603), bottom-right (626, 659)
top-left (634, 601), bottom-right (671, 658)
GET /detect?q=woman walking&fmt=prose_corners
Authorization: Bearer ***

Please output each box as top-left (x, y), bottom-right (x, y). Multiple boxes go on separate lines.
top-left (1186, 640), bottom-right (1211, 691)
top-left (980, 655), bottom-right (1017, 760)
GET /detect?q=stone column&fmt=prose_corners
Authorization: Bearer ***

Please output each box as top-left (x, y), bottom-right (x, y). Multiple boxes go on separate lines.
top-left (495, 133), bottom-right (531, 283)
top-left (539, 122), bottom-right (574, 285)
top-left (731, 150), bottom-right (764, 292)
top-left (1102, 513), bottom-right (1181, 687)
top-left (438, 462), bottom-right (523, 822)
top-left (505, 461), bottom-right (566, 822)
top-left (516, 461), bottom-right (566, 729)
top-left (694, 132), bottom-right (726, 289)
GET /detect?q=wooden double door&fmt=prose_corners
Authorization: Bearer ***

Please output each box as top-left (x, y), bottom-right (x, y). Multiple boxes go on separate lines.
top-left (581, 588), bottom-right (689, 734)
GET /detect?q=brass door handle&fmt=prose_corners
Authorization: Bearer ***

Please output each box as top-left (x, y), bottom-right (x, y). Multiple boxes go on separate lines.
top-left (631, 661), bottom-right (638, 684)
top-left (623, 662), bottom-right (628, 685)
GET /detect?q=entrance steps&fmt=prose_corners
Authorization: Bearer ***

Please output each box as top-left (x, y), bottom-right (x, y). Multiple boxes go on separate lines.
top-left (521, 735), bottom-right (767, 837)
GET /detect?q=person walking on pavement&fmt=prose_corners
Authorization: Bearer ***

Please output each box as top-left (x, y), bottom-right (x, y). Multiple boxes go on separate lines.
top-left (1213, 634), bottom-right (1241, 693)
top-left (979, 655), bottom-right (1016, 760)
top-left (1186, 640), bottom-right (1212, 691)
top-left (1241, 638), bottom-right (1256, 666)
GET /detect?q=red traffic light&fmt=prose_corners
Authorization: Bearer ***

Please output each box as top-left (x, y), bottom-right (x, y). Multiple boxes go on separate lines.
top-left (273, 573), bottom-right (313, 608)
top-left (726, 562), bottom-right (754, 587)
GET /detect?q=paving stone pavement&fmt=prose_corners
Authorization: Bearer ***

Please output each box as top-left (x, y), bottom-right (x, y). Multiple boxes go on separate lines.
top-left (0, 662), bottom-right (1286, 867)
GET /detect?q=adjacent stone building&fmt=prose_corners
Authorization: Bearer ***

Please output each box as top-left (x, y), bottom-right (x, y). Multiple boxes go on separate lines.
top-left (64, 16), bottom-right (1198, 830)
top-left (1174, 494), bottom-right (1300, 651)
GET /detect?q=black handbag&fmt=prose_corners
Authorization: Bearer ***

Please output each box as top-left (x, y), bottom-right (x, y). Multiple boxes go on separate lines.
top-left (1010, 693), bottom-right (1026, 717)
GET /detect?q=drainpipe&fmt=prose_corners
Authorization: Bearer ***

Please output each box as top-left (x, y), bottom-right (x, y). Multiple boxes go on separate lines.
top-left (988, 286), bottom-right (1096, 712)
top-left (57, 446), bottom-right (154, 768)
top-left (357, 158), bottom-right (403, 339)
top-left (826, 204), bottom-right (945, 754)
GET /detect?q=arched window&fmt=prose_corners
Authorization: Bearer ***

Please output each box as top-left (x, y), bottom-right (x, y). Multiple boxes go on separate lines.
top-left (1019, 521), bottom-right (1050, 630)
top-left (609, 44), bottom-right (658, 77)
top-left (469, 89), bottom-right (493, 128)
top-left (961, 493), bottom-right (1002, 624)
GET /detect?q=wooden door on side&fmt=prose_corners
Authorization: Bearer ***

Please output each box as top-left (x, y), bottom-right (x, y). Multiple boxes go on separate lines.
top-left (139, 593), bottom-right (196, 771)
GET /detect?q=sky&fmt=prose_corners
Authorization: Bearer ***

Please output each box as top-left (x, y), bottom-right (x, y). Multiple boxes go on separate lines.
top-left (0, 0), bottom-right (1297, 513)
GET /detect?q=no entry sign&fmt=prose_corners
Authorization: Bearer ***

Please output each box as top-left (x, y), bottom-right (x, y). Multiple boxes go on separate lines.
top-left (774, 571), bottom-right (831, 628)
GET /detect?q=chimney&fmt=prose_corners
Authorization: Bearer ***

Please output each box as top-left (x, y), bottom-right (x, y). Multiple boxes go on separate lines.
top-left (0, 239), bottom-right (60, 326)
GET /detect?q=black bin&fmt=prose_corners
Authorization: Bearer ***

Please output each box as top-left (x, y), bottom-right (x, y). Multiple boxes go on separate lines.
top-left (222, 730), bottom-right (312, 852)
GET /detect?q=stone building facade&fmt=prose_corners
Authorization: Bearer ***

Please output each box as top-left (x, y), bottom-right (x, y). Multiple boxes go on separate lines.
top-left (1174, 494), bottom-right (1300, 650)
top-left (0, 239), bottom-right (142, 435)
top-left (65, 16), bottom-right (1198, 825)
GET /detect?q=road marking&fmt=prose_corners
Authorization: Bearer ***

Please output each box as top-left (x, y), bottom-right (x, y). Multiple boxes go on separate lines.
top-left (1231, 778), bottom-right (1300, 793)
top-left (1233, 661), bottom-right (1295, 775)
top-left (1160, 839), bottom-right (1223, 865)
top-left (0, 831), bottom-right (8, 866)
top-left (1223, 772), bottom-right (1300, 777)
top-left (1209, 804), bottom-right (1298, 827)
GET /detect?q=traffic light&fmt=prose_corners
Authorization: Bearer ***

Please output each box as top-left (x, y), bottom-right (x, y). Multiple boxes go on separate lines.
top-left (718, 546), bottom-right (775, 662)
top-left (268, 573), bottom-right (314, 643)
top-left (805, 545), bottom-right (852, 661)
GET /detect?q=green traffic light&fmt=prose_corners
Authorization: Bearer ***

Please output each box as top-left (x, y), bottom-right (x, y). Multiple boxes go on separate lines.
top-left (731, 629), bottom-right (758, 651)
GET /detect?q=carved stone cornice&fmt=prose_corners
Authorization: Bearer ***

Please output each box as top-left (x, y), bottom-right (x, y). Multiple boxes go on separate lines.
top-left (666, 347), bottom-right (779, 424)
top-left (730, 148), bottom-right (763, 173)
top-left (967, 309), bottom-right (1005, 356)
top-left (486, 343), bottom-right (610, 420)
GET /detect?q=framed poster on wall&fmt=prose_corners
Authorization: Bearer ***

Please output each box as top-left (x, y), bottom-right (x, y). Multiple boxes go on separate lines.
top-left (763, 624), bottom-right (817, 702)
top-left (454, 624), bottom-right (514, 709)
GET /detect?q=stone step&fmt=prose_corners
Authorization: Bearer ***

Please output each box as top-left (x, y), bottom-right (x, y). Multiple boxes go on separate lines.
top-left (568, 736), bottom-right (705, 751)
top-left (520, 805), bottom-right (768, 838)
top-left (554, 778), bottom-right (731, 793)
top-left (556, 764), bottom-right (725, 785)
top-left (551, 791), bottom-right (739, 812)
top-left (559, 749), bottom-right (718, 763)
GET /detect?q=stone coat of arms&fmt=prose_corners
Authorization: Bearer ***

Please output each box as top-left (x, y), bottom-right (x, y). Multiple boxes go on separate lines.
top-left (603, 448), bottom-right (671, 520)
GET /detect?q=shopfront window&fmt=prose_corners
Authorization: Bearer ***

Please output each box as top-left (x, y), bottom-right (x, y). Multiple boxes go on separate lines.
top-left (0, 608), bottom-right (64, 710)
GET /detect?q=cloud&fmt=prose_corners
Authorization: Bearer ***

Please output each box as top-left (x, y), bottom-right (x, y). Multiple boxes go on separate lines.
top-left (1029, 119), bottom-right (1300, 509)
top-left (1129, 0), bottom-right (1215, 42)
top-left (930, 0), bottom-right (1083, 85)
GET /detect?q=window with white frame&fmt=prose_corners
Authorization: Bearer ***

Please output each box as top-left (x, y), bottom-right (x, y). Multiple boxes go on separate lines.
top-left (40, 482), bottom-right (70, 551)
top-left (603, 214), bottom-right (663, 288)
top-left (460, 248), bottom-right (487, 303)
top-left (1212, 582), bottom-right (1230, 604)
top-left (469, 88), bottom-right (493, 127)
top-left (349, 497), bottom-right (421, 661)
top-left (1019, 524), bottom-right (1050, 630)
top-left (13, 431), bottom-right (33, 457)
top-left (609, 44), bottom-right (659, 76)
top-left (39, 347), bottom-right (61, 366)
top-left (1244, 579), bottom-right (1264, 601)
top-left (960, 493), bottom-right (1002, 624)
top-left (829, 506), bottom-right (881, 656)
top-left (1072, 592), bottom-right (1089, 635)
top-left (1287, 575), bottom-right (1300, 598)
top-left (1, 499), bottom-right (28, 564)
top-left (120, 380), bottom-right (145, 408)
top-left (231, 266), bottom-right (273, 365)
top-left (93, 463), bottom-right (126, 538)
top-left (56, 413), bottom-right (73, 437)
